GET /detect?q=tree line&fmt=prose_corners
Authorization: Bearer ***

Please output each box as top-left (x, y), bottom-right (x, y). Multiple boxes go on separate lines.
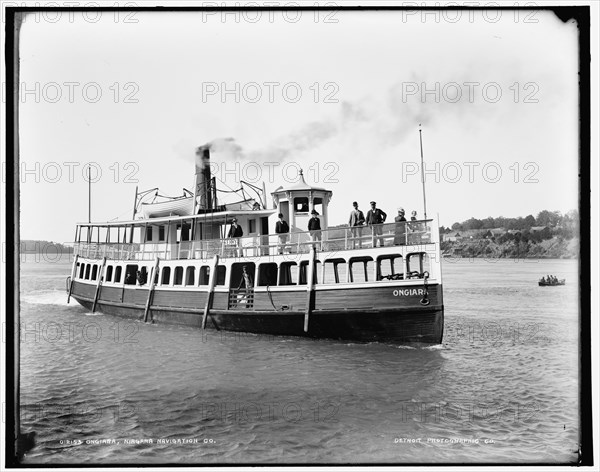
top-left (441, 209), bottom-right (579, 237)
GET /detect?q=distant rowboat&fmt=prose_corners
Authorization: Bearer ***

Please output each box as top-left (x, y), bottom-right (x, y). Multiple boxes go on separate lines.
top-left (538, 278), bottom-right (566, 286)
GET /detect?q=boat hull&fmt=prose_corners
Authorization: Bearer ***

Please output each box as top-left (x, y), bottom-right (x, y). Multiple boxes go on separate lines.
top-left (538, 280), bottom-right (566, 286)
top-left (71, 281), bottom-right (444, 344)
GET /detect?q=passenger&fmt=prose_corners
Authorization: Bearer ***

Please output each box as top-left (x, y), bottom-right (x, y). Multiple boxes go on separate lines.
top-left (275, 213), bottom-right (290, 255)
top-left (366, 201), bottom-right (387, 247)
top-left (393, 208), bottom-right (407, 246)
top-left (308, 210), bottom-right (322, 249)
top-left (237, 265), bottom-right (254, 305)
top-left (348, 201), bottom-right (365, 249)
top-left (409, 210), bottom-right (421, 234)
top-left (228, 217), bottom-right (244, 257)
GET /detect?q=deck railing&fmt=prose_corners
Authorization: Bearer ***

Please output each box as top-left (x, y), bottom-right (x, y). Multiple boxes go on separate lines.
top-left (74, 220), bottom-right (435, 261)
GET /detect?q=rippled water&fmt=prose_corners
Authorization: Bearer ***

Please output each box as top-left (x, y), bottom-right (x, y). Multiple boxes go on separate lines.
top-left (18, 255), bottom-right (580, 464)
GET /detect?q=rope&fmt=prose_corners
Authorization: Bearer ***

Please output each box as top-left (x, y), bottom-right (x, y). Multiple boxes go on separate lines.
top-left (266, 284), bottom-right (279, 311)
top-left (420, 271), bottom-right (430, 306)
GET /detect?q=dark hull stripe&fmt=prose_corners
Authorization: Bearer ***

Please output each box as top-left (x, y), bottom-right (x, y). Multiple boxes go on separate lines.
top-left (70, 280), bottom-right (444, 343)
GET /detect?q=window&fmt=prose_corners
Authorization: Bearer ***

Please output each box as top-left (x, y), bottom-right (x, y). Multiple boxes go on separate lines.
top-left (294, 197), bottom-right (309, 213)
top-left (299, 260), bottom-right (321, 285)
top-left (199, 266), bottom-right (210, 285)
top-left (139, 267), bottom-right (148, 285)
top-left (91, 265), bottom-right (98, 281)
top-left (377, 255), bottom-right (403, 281)
top-left (249, 219), bottom-right (256, 234)
top-left (106, 265), bottom-right (113, 282)
top-left (125, 264), bottom-right (138, 285)
top-left (179, 223), bottom-right (190, 242)
top-left (145, 226), bottom-right (153, 242)
top-left (78, 263), bottom-right (84, 279)
top-left (216, 265), bottom-right (227, 286)
top-left (115, 266), bottom-right (122, 283)
top-left (349, 257), bottom-right (373, 283)
top-left (323, 258), bottom-right (347, 284)
top-left (84, 264), bottom-right (91, 280)
top-left (174, 266), bottom-right (184, 285)
top-left (312, 197), bottom-right (323, 216)
top-left (279, 262), bottom-right (298, 285)
top-left (407, 253), bottom-right (430, 278)
top-left (185, 266), bottom-right (196, 286)
top-left (161, 267), bottom-right (171, 285)
top-left (159, 225), bottom-right (165, 242)
top-left (258, 263), bottom-right (278, 286)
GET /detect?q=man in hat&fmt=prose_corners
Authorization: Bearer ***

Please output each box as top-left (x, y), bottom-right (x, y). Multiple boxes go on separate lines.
top-left (348, 201), bottom-right (365, 248)
top-left (228, 217), bottom-right (244, 257)
top-left (394, 208), bottom-right (407, 245)
top-left (275, 213), bottom-right (290, 254)
top-left (366, 201), bottom-right (387, 247)
top-left (308, 209), bottom-right (322, 249)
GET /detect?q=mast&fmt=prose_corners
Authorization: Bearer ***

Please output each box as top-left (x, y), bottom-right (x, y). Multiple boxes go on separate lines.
top-left (88, 165), bottom-right (91, 223)
top-left (132, 185), bottom-right (138, 220)
top-left (419, 125), bottom-right (427, 220)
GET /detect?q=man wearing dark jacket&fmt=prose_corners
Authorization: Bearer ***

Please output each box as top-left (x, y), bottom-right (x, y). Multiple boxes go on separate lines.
top-left (348, 201), bottom-right (365, 248)
top-left (228, 218), bottom-right (244, 256)
top-left (275, 213), bottom-right (290, 254)
top-left (366, 201), bottom-right (387, 247)
top-left (308, 210), bottom-right (322, 249)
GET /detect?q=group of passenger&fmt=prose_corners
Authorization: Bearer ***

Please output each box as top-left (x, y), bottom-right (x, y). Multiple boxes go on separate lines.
top-left (348, 201), bottom-right (420, 247)
top-left (541, 275), bottom-right (560, 284)
top-left (226, 200), bottom-right (422, 255)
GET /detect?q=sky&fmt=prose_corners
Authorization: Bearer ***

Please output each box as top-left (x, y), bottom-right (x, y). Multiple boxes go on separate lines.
top-left (10, 5), bottom-right (587, 243)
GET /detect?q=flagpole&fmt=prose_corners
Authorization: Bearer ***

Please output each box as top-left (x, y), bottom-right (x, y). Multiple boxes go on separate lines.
top-left (88, 165), bottom-right (91, 223)
top-left (419, 125), bottom-right (427, 220)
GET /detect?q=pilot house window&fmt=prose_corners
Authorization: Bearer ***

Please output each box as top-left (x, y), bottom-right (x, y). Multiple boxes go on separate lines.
top-left (294, 197), bottom-right (309, 213)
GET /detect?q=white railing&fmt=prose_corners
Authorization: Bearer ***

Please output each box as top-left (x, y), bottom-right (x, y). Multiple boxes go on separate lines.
top-left (74, 220), bottom-right (434, 261)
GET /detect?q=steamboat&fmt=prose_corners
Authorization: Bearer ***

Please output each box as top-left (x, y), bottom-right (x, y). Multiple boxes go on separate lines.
top-left (67, 143), bottom-right (444, 344)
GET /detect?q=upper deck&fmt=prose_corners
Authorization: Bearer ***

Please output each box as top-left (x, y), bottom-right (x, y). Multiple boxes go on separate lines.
top-left (73, 217), bottom-right (438, 261)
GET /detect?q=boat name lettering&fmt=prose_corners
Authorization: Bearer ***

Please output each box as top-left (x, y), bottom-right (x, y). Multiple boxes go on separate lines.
top-left (393, 288), bottom-right (425, 297)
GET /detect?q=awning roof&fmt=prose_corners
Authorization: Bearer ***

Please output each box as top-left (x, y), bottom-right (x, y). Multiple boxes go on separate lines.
top-left (76, 209), bottom-right (277, 227)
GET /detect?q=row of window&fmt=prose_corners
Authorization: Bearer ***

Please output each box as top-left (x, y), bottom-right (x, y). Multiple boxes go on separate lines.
top-left (76, 253), bottom-right (430, 288)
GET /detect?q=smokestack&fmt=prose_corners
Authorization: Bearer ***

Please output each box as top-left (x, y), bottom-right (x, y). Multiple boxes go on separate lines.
top-left (195, 145), bottom-right (213, 211)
